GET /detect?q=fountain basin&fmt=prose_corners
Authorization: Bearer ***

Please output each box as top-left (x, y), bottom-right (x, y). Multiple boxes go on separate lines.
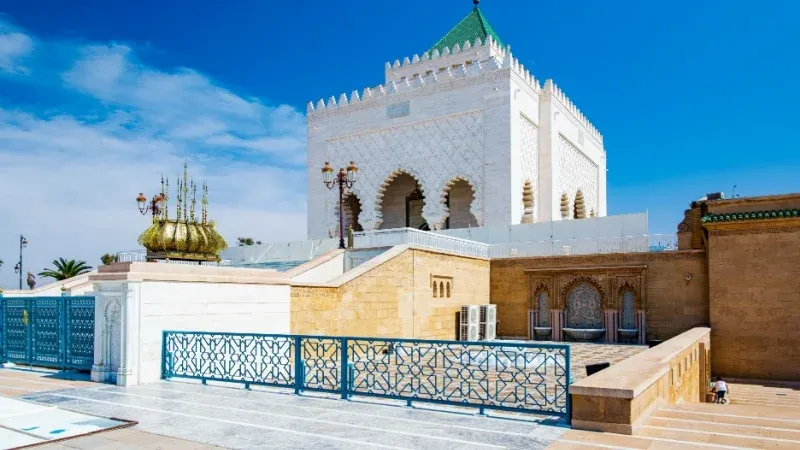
top-left (618, 328), bottom-right (639, 338)
top-left (563, 328), bottom-right (605, 342)
top-left (533, 327), bottom-right (552, 338)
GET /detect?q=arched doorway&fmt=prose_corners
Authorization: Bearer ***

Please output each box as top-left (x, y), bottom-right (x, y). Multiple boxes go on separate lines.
top-left (378, 172), bottom-right (428, 230)
top-left (343, 193), bottom-right (363, 232)
top-left (444, 178), bottom-right (477, 229)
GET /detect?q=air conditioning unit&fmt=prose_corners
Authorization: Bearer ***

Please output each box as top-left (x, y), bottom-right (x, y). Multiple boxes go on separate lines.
top-left (479, 305), bottom-right (497, 341)
top-left (460, 305), bottom-right (480, 341)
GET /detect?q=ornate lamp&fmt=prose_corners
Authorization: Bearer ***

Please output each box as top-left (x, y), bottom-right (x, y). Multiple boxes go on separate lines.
top-left (322, 161), bottom-right (358, 249)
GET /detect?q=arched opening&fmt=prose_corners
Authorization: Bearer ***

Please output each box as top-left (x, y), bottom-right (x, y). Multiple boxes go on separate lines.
top-left (439, 281), bottom-right (445, 297)
top-left (621, 290), bottom-right (636, 329)
top-left (521, 180), bottom-right (534, 224)
top-left (445, 178), bottom-right (478, 229)
top-left (446, 282), bottom-right (451, 298)
top-left (433, 282), bottom-right (438, 298)
top-left (573, 189), bottom-right (586, 219)
top-left (536, 290), bottom-right (550, 327)
top-left (343, 193), bottom-right (363, 232)
top-left (378, 172), bottom-right (428, 230)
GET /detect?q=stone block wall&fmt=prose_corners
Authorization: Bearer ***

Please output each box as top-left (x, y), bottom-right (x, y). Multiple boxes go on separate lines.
top-left (490, 251), bottom-right (707, 341)
top-left (290, 247), bottom-right (490, 340)
top-left (708, 229), bottom-right (800, 380)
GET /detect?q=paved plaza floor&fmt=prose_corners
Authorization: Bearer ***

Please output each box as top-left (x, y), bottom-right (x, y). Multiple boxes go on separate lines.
top-left (0, 368), bottom-right (568, 449)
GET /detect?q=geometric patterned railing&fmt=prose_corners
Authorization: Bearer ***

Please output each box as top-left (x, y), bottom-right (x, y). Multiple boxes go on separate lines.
top-left (0, 295), bottom-right (95, 371)
top-left (162, 331), bottom-right (571, 419)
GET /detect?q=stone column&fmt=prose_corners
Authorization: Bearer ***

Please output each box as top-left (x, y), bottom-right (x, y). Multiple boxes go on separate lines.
top-left (604, 310), bottom-right (618, 344)
top-left (117, 284), bottom-right (140, 386)
top-left (637, 310), bottom-right (647, 345)
top-left (529, 309), bottom-right (536, 340)
top-left (551, 310), bottom-right (563, 342)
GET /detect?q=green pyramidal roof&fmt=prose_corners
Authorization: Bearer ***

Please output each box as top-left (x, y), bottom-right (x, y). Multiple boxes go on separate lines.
top-left (428, 7), bottom-right (505, 55)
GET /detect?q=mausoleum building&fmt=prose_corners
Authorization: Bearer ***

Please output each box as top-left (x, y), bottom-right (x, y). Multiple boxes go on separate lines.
top-left (307, 4), bottom-right (606, 239)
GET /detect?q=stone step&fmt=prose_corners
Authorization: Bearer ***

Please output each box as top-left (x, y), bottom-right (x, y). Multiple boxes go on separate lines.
top-left (552, 429), bottom-right (741, 449)
top-left (638, 424), bottom-right (800, 449)
top-left (661, 402), bottom-right (800, 421)
top-left (654, 409), bottom-right (800, 431)
top-left (648, 416), bottom-right (800, 441)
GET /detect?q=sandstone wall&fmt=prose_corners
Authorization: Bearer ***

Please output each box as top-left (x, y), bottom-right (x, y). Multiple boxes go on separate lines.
top-left (290, 247), bottom-right (490, 340)
top-left (490, 251), bottom-right (707, 341)
top-left (708, 229), bottom-right (800, 380)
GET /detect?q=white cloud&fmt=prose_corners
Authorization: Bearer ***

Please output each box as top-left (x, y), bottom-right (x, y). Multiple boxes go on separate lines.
top-left (0, 20), bottom-right (307, 289)
top-left (0, 30), bottom-right (32, 74)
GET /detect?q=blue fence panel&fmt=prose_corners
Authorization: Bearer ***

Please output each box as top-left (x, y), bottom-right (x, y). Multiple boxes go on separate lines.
top-left (65, 296), bottom-right (96, 370)
top-left (0, 296), bottom-right (95, 370)
top-left (162, 331), bottom-right (571, 419)
top-left (163, 331), bottom-right (296, 389)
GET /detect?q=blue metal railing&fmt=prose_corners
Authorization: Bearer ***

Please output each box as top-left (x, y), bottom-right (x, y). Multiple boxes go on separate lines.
top-left (162, 330), bottom-right (571, 419)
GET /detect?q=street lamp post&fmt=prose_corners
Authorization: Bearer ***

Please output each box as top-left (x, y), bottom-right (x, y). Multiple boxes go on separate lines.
top-left (14, 235), bottom-right (27, 290)
top-left (136, 192), bottom-right (165, 217)
top-left (321, 161), bottom-right (358, 249)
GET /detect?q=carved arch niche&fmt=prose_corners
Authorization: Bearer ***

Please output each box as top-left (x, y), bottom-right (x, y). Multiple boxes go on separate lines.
top-left (528, 276), bottom-right (554, 340)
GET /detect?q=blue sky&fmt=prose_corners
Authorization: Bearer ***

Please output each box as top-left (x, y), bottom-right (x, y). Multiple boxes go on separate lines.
top-left (0, 0), bottom-right (798, 287)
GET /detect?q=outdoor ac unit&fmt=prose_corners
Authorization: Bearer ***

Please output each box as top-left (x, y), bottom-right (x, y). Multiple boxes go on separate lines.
top-left (460, 305), bottom-right (480, 341)
top-left (479, 305), bottom-right (497, 341)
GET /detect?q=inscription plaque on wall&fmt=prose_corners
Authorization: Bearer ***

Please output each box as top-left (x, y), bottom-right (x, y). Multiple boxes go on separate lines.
top-left (387, 101), bottom-right (410, 119)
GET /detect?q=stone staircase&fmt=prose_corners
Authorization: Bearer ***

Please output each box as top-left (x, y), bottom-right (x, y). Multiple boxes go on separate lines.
top-left (550, 382), bottom-right (800, 449)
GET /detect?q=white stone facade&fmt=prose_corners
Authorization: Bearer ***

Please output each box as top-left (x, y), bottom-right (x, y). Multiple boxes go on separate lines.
top-left (307, 36), bottom-right (607, 239)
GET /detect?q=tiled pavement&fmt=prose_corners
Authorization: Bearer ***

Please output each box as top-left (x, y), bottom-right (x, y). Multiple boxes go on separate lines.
top-left (1, 368), bottom-right (568, 449)
top-left (548, 381), bottom-right (800, 449)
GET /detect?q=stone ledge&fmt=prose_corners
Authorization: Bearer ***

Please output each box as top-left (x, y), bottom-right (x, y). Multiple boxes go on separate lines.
top-left (570, 327), bottom-right (709, 399)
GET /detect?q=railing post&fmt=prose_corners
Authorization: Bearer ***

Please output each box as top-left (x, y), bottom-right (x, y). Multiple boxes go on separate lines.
top-left (60, 297), bottom-right (68, 370)
top-left (340, 338), bottom-right (348, 399)
top-left (565, 345), bottom-right (572, 424)
top-left (294, 336), bottom-right (303, 395)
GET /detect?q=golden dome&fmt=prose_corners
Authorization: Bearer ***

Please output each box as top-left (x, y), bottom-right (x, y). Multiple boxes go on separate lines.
top-left (136, 162), bottom-right (227, 262)
top-left (138, 219), bottom-right (227, 262)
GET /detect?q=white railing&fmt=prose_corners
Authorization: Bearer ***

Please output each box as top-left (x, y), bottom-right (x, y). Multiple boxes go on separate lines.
top-left (488, 234), bottom-right (677, 258)
top-left (114, 249), bottom-right (231, 266)
top-left (353, 228), bottom-right (491, 258)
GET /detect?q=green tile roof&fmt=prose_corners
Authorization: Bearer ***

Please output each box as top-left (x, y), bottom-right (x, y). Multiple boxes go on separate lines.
top-left (701, 209), bottom-right (800, 223)
top-left (428, 7), bottom-right (505, 55)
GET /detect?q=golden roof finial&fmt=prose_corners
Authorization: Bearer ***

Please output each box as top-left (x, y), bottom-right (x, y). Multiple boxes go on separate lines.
top-left (182, 161), bottom-right (189, 222)
top-left (202, 181), bottom-right (208, 224)
top-left (190, 181), bottom-right (197, 222)
top-left (164, 177), bottom-right (170, 220)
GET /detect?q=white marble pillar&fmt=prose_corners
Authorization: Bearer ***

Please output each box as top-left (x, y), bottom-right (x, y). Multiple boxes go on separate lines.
top-left (90, 281), bottom-right (140, 386)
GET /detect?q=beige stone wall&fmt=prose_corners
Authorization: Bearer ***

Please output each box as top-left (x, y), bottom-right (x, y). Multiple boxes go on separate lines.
top-left (290, 248), bottom-right (490, 339)
top-left (708, 228), bottom-right (800, 381)
top-left (571, 328), bottom-right (711, 435)
top-left (490, 252), bottom-right (708, 341)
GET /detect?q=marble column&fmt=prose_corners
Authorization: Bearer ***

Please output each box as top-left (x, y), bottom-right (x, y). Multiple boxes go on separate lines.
top-left (90, 281), bottom-right (141, 386)
top-left (529, 309), bottom-right (536, 340)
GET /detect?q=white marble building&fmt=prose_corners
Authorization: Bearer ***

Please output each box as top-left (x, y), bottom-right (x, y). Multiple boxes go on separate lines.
top-left (307, 6), bottom-right (606, 240)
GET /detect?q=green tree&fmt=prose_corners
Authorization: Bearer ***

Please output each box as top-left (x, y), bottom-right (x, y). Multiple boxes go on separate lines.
top-left (100, 253), bottom-right (118, 265)
top-left (0, 259), bottom-right (3, 270)
top-left (38, 258), bottom-right (93, 281)
top-left (237, 237), bottom-right (262, 246)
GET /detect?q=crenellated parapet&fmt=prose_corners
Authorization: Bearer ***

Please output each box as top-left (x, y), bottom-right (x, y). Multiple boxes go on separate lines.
top-left (543, 79), bottom-right (603, 143)
top-left (307, 36), bottom-right (542, 120)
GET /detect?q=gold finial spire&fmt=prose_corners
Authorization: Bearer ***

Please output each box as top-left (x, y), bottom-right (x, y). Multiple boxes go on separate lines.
top-left (182, 161), bottom-right (189, 222)
top-left (164, 177), bottom-right (169, 220)
top-left (176, 177), bottom-right (183, 222)
top-left (201, 182), bottom-right (208, 224)
top-left (190, 181), bottom-right (197, 222)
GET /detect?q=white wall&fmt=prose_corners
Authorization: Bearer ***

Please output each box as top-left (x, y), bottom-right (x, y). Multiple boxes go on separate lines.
top-left (290, 253), bottom-right (344, 283)
top-left (2, 272), bottom-right (96, 297)
top-left (92, 280), bottom-right (291, 386)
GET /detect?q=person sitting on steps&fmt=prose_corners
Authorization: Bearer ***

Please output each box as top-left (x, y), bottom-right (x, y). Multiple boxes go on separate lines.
top-left (712, 377), bottom-right (729, 404)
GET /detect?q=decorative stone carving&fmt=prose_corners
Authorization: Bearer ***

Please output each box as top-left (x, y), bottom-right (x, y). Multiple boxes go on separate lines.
top-left (574, 189), bottom-right (586, 219)
top-left (326, 111), bottom-right (485, 233)
top-left (560, 193), bottom-right (570, 219)
top-left (620, 290), bottom-right (636, 329)
top-left (559, 136), bottom-right (598, 218)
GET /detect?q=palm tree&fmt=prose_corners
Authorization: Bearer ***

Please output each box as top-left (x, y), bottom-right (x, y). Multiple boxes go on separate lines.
top-left (38, 258), bottom-right (92, 281)
top-left (100, 253), bottom-right (118, 265)
top-left (0, 259), bottom-right (3, 270)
